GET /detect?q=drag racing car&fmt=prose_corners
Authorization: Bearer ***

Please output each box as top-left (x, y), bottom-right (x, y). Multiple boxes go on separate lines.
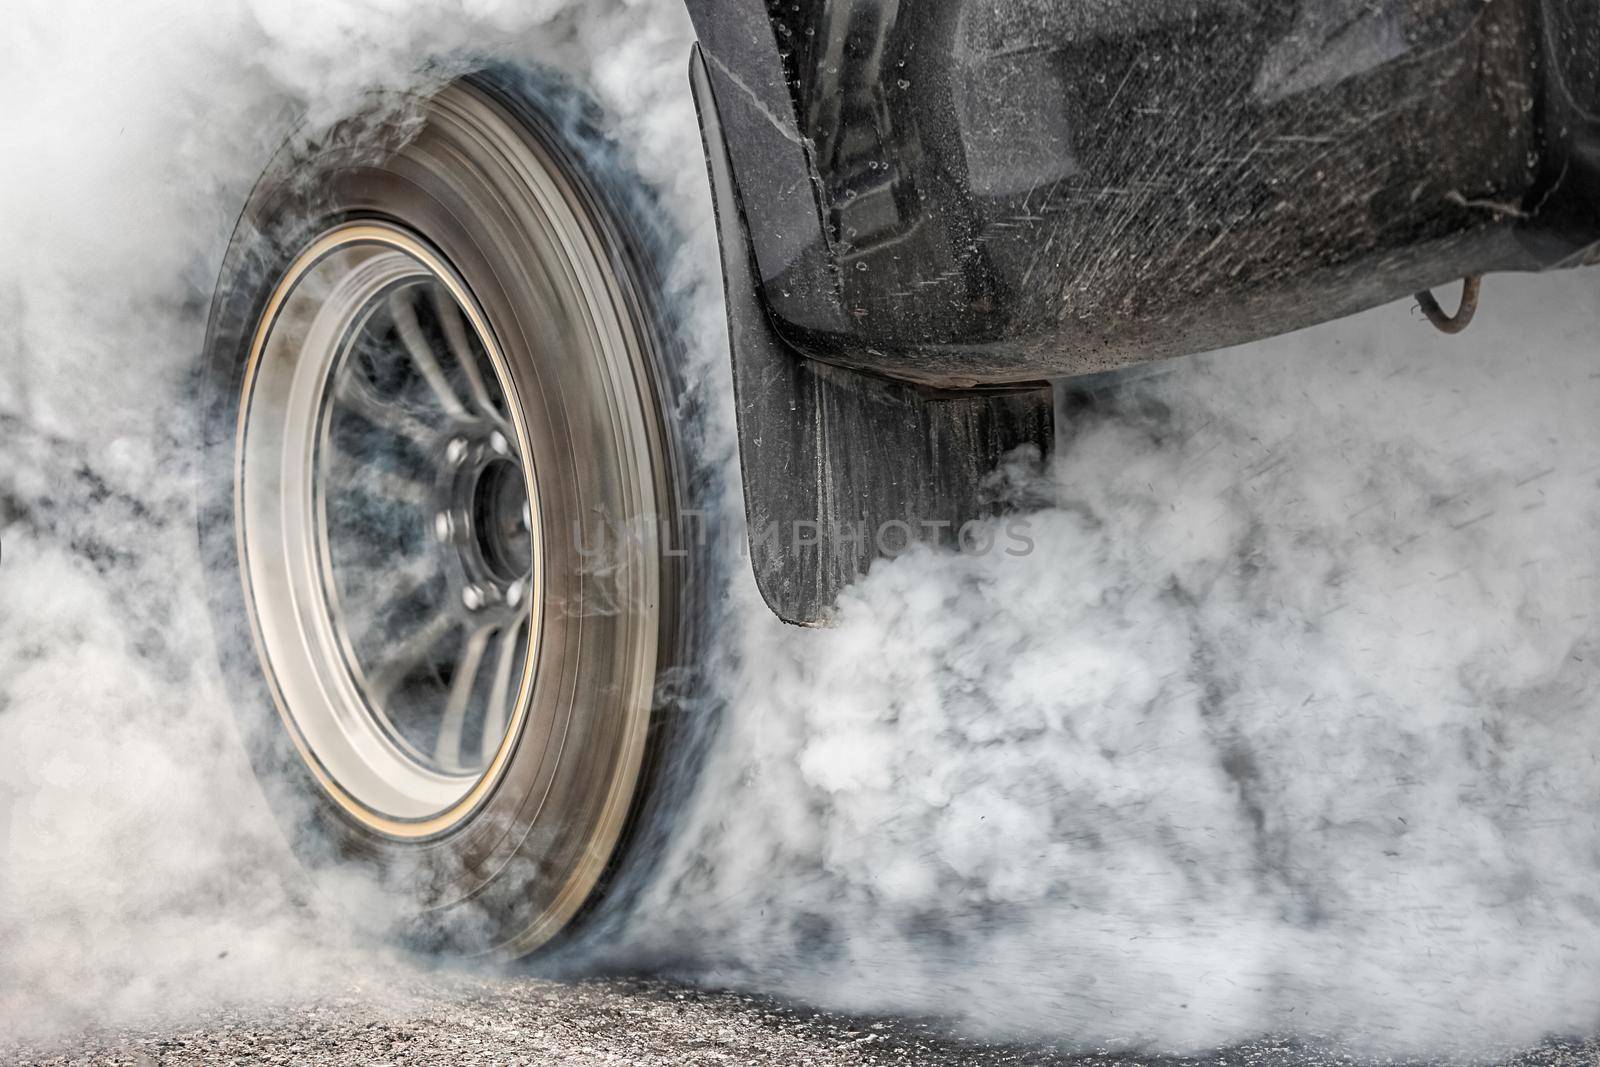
top-left (200, 0), bottom-right (1600, 954)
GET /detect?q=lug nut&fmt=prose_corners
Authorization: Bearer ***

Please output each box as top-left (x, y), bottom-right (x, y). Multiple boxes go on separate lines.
top-left (489, 431), bottom-right (510, 456)
top-left (433, 512), bottom-right (455, 543)
top-left (446, 437), bottom-right (469, 465)
top-left (462, 584), bottom-right (486, 611)
top-left (506, 580), bottom-right (524, 608)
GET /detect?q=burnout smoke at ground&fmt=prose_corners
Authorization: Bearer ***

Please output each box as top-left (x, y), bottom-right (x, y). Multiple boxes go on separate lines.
top-left (0, 0), bottom-right (720, 1041)
top-left (636, 271), bottom-right (1600, 1058)
top-left (3, 0), bottom-right (1600, 1059)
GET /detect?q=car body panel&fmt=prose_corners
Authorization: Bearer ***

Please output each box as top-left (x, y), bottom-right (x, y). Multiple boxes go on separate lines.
top-left (690, 0), bottom-right (1600, 384)
top-left (685, 0), bottom-right (1600, 623)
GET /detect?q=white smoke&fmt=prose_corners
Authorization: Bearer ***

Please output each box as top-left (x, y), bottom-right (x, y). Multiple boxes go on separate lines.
top-left (0, 0), bottom-right (718, 1045)
top-left (635, 270), bottom-right (1600, 1059)
top-left (4, 0), bottom-right (1600, 1060)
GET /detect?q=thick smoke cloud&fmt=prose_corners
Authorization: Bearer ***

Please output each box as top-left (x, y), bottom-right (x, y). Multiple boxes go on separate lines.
top-left (636, 272), bottom-right (1600, 1058)
top-left (4, 0), bottom-right (1600, 1060)
top-left (0, 0), bottom-right (717, 1043)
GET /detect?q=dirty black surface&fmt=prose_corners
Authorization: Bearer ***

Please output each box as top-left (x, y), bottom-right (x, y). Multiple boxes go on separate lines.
top-left (688, 0), bottom-right (1600, 381)
top-left (693, 44), bottom-right (1055, 625)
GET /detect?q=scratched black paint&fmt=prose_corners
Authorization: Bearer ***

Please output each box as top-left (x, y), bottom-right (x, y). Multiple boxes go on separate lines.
top-left (691, 0), bottom-right (1600, 384)
top-left (685, 0), bottom-right (1600, 623)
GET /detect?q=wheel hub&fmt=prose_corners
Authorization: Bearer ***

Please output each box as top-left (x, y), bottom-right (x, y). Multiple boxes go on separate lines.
top-left (437, 432), bottom-right (534, 613)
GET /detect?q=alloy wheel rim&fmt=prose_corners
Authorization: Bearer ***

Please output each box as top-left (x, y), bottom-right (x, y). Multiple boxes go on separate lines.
top-left (236, 222), bottom-right (543, 835)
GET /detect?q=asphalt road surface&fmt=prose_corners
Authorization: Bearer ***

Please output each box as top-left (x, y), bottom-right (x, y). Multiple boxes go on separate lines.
top-left (7, 975), bottom-right (1598, 1066)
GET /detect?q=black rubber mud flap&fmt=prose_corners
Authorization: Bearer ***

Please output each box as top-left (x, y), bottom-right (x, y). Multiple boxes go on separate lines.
top-left (690, 46), bottom-right (1053, 627)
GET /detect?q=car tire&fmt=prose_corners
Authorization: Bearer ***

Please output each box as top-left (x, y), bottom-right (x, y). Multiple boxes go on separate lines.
top-left (197, 71), bottom-right (697, 957)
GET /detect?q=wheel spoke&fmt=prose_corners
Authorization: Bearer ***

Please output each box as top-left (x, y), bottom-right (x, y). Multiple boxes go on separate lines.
top-left (323, 447), bottom-right (431, 508)
top-left (333, 364), bottom-right (437, 452)
top-left (390, 287), bottom-right (470, 421)
top-left (435, 620), bottom-right (496, 770)
top-left (366, 610), bottom-right (457, 704)
top-left (479, 613), bottom-right (528, 765)
top-left (342, 563), bottom-right (435, 637)
top-left (434, 285), bottom-right (504, 424)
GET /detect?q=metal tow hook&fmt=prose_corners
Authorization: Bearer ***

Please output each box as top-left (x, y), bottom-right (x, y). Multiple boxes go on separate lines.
top-left (1415, 275), bottom-right (1482, 335)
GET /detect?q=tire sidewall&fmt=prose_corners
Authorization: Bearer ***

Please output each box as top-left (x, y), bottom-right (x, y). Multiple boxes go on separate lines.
top-left (197, 68), bottom-right (710, 956)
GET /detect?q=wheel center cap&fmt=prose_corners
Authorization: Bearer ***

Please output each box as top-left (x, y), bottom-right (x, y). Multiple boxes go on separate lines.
top-left (471, 456), bottom-right (531, 583)
top-left (438, 431), bottom-right (534, 606)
